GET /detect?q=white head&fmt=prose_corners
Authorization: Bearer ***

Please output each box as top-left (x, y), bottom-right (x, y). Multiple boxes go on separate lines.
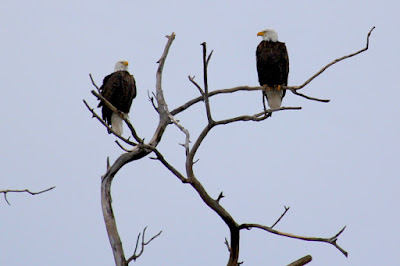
top-left (257, 29), bottom-right (279, 42)
top-left (114, 60), bottom-right (129, 71)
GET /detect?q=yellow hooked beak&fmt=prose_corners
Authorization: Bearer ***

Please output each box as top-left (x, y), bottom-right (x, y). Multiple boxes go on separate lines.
top-left (257, 31), bottom-right (264, 36)
top-left (123, 61), bottom-right (129, 66)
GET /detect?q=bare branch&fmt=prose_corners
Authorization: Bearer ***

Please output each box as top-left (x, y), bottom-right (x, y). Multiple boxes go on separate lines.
top-left (271, 206), bottom-right (290, 229)
top-left (201, 42), bottom-right (213, 123)
top-left (115, 140), bottom-right (132, 152)
top-left (156, 33), bottom-right (176, 118)
top-left (239, 223), bottom-right (348, 257)
top-left (89, 73), bottom-right (101, 93)
top-left (289, 26), bottom-right (375, 91)
top-left (290, 90), bottom-right (330, 103)
top-left (147, 90), bottom-right (158, 112)
top-left (127, 227), bottom-right (162, 263)
top-left (142, 144), bottom-right (188, 183)
top-left (166, 110), bottom-right (190, 155)
top-left (287, 255), bottom-right (312, 266)
top-left (171, 85), bottom-right (262, 116)
top-left (188, 75), bottom-right (204, 95)
top-left (83, 100), bottom-right (137, 147)
top-left (224, 237), bottom-right (231, 252)
top-left (214, 107), bottom-right (301, 125)
top-left (216, 192), bottom-right (225, 203)
top-left (171, 85), bottom-right (301, 117)
top-left (1, 186), bottom-right (55, 205)
top-left (90, 91), bottom-right (143, 144)
top-left (206, 49), bottom-right (214, 66)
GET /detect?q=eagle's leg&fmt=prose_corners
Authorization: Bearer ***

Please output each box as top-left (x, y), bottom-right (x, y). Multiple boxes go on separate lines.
top-left (262, 85), bottom-right (270, 115)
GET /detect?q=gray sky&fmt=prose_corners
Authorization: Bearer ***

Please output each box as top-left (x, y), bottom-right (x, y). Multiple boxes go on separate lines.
top-left (1, 0), bottom-right (399, 265)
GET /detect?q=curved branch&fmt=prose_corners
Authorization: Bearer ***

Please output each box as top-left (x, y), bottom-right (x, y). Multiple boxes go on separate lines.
top-left (239, 223), bottom-right (348, 257)
top-left (289, 26), bottom-right (375, 91)
top-left (188, 75), bottom-right (204, 95)
top-left (99, 33), bottom-right (175, 266)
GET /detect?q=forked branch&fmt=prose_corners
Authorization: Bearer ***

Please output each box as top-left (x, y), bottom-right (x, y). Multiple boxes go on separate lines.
top-left (271, 206), bottom-right (290, 229)
top-left (239, 223), bottom-right (348, 257)
top-left (1, 186), bottom-right (55, 205)
top-left (126, 227), bottom-right (162, 263)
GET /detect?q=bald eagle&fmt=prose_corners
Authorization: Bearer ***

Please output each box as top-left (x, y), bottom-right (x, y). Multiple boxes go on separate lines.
top-left (256, 29), bottom-right (289, 109)
top-left (98, 60), bottom-right (137, 135)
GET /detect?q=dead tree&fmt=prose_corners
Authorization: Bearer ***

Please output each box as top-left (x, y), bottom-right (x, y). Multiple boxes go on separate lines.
top-left (84, 27), bottom-right (374, 266)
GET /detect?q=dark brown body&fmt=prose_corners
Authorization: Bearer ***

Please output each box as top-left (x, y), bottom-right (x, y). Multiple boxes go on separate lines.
top-left (256, 41), bottom-right (289, 99)
top-left (98, 70), bottom-right (137, 127)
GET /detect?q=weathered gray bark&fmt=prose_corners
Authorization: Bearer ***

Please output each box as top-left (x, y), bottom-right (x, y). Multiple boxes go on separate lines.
top-left (85, 27), bottom-right (374, 265)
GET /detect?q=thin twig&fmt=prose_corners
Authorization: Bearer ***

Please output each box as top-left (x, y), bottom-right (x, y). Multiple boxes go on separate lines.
top-left (89, 73), bottom-right (101, 93)
top-left (216, 192), bottom-right (225, 203)
top-left (224, 237), bottom-right (231, 252)
top-left (271, 206), bottom-right (290, 229)
top-left (168, 112), bottom-right (191, 155)
top-left (147, 90), bottom-right (158, 112)
top-left (188, 75), bottom-right (204, 95)
top-left (290, 90), bottom-right (330, 103)
top-left (115, 140), bottom-right (132, 152)
top-left (1, 186), bottom-right (55, 205)
top-left (206, 50), bottom-right (214, 67)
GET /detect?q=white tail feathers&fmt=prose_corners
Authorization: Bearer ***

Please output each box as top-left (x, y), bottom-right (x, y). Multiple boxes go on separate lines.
top-left (265, 90), bottom-right (284, 109)
top-left (111, 113), bottom-right (123, 135)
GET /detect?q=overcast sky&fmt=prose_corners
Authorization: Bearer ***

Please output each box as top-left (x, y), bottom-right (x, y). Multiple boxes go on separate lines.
top-left (1, 0), bottom-right (399, 265)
